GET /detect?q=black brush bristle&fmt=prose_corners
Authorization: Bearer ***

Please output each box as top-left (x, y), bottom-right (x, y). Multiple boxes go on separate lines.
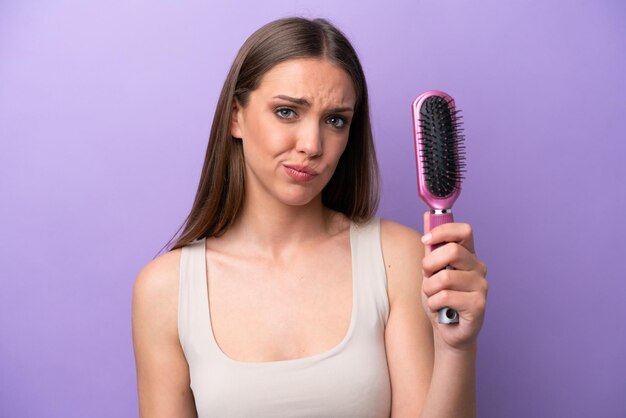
top-left (419, 96), bottom-right (466, 197)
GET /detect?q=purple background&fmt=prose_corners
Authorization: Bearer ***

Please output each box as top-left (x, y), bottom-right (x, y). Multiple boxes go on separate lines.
top-left (1, 1), bottom-right (625, 417)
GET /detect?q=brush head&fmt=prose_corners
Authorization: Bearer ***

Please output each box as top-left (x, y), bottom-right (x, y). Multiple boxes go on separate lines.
top-left (412, 91), bottom-right (466, 210)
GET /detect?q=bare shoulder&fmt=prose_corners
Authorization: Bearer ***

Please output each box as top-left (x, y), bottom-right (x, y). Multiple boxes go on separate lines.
top-left (132, 248), bottom-right (182, 342)
top-left (378, 217), bottom-right (425, 312)
top-left (380, 219), bottom-right (424, 294)
top-left (380, 218), bottom-right (423, 244)
top-left (132, 247), bottom-right (197, 417)
top-left (132, 249), bottom-right (181, 346)
top-left (133, 248), bottom-right (182, 314)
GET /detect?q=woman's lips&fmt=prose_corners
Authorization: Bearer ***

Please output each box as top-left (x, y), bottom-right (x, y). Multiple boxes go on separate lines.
top-left (283, 164), bottom-right (319, 182)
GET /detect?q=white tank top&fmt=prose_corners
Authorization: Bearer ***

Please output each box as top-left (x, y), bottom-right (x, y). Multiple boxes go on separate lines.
top-left (178, 217), bottom-right (391, 417)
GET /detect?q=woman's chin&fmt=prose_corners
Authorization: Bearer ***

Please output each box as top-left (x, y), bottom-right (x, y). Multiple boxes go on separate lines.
top-left (278, 190), bottom-right (322, 208)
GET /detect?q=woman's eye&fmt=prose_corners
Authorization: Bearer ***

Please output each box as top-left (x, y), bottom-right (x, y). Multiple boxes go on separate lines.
top-left (327, 116), bottom-right (347, 128)
top-left (275, 108), bottom-right (296, 119)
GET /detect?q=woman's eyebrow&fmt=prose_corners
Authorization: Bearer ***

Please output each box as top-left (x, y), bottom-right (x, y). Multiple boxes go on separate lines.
top-left (273, 94), bottom-right (310, 106)
top-left (273, 94), bottom-right (354, 113)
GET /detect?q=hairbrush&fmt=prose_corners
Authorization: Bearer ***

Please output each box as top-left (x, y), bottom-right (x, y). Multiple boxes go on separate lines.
top-left (411, 90), bottom-right (466, 324)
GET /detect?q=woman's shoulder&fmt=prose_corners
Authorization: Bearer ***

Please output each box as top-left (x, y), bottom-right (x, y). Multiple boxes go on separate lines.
top-left (379, 217), bottom-right (424, 252)
top-left (132, 247), bottom-right (184, 331)
top-left (132, 247), bottom-right (197, 415)
top-left (378, 218), bottom-right (425, 303)
top-left (134, 248), bottom-right (183, 295)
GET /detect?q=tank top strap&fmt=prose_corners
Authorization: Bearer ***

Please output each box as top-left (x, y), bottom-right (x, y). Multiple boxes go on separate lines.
top-left (178, 239), bottom-right (212, 361)
top-left (351, 217), bottom-right (390, 327)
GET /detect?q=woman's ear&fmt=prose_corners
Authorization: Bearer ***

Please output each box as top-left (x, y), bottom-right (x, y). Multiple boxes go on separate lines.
top-left (230, 99), bottom-right (244, 139)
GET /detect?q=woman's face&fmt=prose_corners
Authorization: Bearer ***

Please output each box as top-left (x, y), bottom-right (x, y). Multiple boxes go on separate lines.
top-left (230, 58), bottom-right (356, 209)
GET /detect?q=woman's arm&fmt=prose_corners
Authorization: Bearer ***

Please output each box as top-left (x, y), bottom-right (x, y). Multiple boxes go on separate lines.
top-left (382, 216), bottom-right (487, 418)
top-left (132, 250), bottom-right (198, 418)
top-left (382, 220), bottom-right (433, 416)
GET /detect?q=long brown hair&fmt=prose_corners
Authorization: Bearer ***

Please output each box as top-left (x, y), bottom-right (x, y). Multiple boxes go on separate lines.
top-left (164, 17), bottom-right (379, 253)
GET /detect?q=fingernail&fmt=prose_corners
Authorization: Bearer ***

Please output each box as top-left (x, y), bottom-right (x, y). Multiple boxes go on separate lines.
top-left (421, 233), bottom-right (431, 244)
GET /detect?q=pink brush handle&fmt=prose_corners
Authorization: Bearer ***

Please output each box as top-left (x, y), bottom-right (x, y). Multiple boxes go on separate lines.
top-left (428, 210), bottom-right (459, 324)
top-left (428, 211), bottom-right (454, 250)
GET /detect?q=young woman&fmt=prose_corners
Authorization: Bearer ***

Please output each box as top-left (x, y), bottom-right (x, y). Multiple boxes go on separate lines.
top-left (132, 17), bottom-right (488, 418)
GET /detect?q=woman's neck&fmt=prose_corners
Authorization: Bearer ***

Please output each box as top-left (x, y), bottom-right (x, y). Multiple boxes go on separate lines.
top-left (221, 196), bottom-right (345, 260)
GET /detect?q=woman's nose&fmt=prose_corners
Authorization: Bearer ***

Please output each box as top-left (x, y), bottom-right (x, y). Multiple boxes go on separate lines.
top-left (295, 121), bottom-right (323, 158)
